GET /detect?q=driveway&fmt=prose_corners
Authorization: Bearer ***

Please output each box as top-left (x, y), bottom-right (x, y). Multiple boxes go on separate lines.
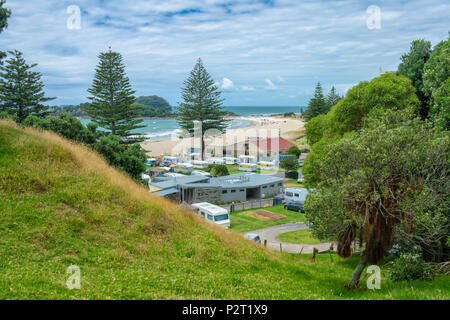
top-left (249, 222), bottom-right (335, 254)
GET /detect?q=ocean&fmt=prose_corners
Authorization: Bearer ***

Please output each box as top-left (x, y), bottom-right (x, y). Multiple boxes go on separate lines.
top-left (79, 106), bottom-right (300, 141)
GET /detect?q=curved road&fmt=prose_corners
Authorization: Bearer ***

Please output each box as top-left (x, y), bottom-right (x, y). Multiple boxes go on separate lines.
top-left (250, 222), bottom-right (335, 254)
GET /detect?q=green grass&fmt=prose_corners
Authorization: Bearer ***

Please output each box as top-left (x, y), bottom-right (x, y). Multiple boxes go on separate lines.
top-left (0, 120), bottom-right (448, 300)
top-left (277, 229), bottom-right (321, 245)
top-left (229, 205), bottom-right (307, 233)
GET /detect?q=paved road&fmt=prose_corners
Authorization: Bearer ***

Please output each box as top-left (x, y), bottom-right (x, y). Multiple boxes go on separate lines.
top-left (250, 222), bottom-right (335, 254)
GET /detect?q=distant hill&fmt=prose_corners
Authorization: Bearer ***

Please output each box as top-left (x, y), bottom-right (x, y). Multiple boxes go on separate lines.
top-left (52, 95), bottom-right (175, 118)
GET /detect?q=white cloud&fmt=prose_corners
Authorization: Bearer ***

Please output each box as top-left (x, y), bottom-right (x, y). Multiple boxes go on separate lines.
top-left (264, 79), bottom-right (278, 91)
top-left (242, 85), bottom-right (255, 91)
top-left (221, 77), bottom-right (234, 90)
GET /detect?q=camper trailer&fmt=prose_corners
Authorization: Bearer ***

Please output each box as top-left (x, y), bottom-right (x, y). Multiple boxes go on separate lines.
top-left (239, 163), bottom-right (258, 172)
top-left (186, 153), bottom-right (202, 162)
top-left (145, 158), bottom-right (158, 166)
top-left (224, 157), bottom-right (238, 165)
top-left (239, 155), bottom-right (257, 164)
top-left (258, 161), bottom-right (276, 170)
top-left (174, 163), bottom-right (194, 174)
top-left (162, 156), bottom-right (178, 164)
top-left (284, 188), bottom-right (308, 204)
top-left (206, 157), bottom-right (225, 165)
top-left (191, 202), bottom-right (230, 228)
top-left (192, 160), bottom-right (208, 169)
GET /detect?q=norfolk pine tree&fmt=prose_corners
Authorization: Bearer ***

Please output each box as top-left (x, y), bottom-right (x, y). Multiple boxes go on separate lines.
top-left (178, 58), bottom-right (229, 160)
top-left (85, 49), bottom-right (144, 140)
top-left (0, 50), bottom-right (55, 123)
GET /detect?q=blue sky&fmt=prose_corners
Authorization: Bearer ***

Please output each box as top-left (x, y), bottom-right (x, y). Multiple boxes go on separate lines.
top-left (0, 0), bottom-right (448, 106)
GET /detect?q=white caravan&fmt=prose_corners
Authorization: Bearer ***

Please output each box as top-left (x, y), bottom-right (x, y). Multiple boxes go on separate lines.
top-left (238, 155), bottom-right (257, 164)
top-left (206, 157), bottom-right (225, 165)
top-left (284, 188), bottom-right (308, 204)
top-left (191, 202), bottom-right (230, 228)
top-left (223, 157), bottom-right (238, 165)
top-left (239, 163), bottom-right (258, 172)
top-left (191, 160), bottom-right (209, 169)
top-left (258, 161), bottom-right (276, 170)
top-left (174, 163), bottom-right (194, 174)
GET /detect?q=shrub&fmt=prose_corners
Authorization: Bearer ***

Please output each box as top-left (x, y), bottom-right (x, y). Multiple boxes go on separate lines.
top-left (389, 252), bottom-right (434, 282)
top-left (211, 164), bottom-right (229, 177)
top-left (287, 146), bottom-right (301, 158)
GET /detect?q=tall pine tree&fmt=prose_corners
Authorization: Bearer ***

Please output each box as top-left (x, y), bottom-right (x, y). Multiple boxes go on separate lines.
top-left (84, 49), bottom-right (144, 140)
top-left (0, 0), bottom-right (11, 63)
top-left (304, 82), bottom-right (326, 121)
top-left (326, 86), bottom-right (342, 112)
top-left (178, 58), bottom-right (228, 160)
top-left (0, 50), bottom-right (55, 123)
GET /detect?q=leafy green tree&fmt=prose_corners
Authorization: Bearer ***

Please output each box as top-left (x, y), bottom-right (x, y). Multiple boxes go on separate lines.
top-left (136, 95), bottom-right (172, 110)
top-left (397, 39), bottom-right (432, 118)
top-left (423, 35), bottom-right (449, 99)
top-left (85, 49), bottom-right (144, 140)
top-left (287, 146), bottom-right (301, 158)
top-left (92, 135), bottom-right (147, 180)
top-left (280, 155), bottom-right (299, 172)
top-left (0, 50), bottom-right (55, 123)
top-left (304, 110), bottom-right (449, 287)
top-left (326, 86), bottom-right (341, 112)
top-left (429, 78), bottom-right (449, 130)
top-left (177, 58), bottom-right (229, 159)
top-left (211, 164), bottom-right (229, 177)
top-left (305, 113), bottom-right (329, 146)
top-left (304, 82), bottom-right (327, 121)
top-left (0, 0), bottom-right (11, 63)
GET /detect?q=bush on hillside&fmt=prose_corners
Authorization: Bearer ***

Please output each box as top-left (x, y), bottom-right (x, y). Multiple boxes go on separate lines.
top-left (389, 252), bottom-right (434, 282)
top-left (211, 164), bottom-right (230, 177)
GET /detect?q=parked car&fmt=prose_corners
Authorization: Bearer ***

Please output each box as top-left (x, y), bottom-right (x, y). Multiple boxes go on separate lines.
top-left (284, 202), bottom-right (304, 213)
top-left (244, 233), bottom-right (261, 244)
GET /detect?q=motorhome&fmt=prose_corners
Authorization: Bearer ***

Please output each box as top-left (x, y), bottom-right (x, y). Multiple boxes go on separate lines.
top-left (284, 187), bottom-right (308, 204)
top-left (191, 202), bottom-right (230, 228)
top-left (238, 163), bottom-right (258, 172)
top-left (145, 158), bottom-right (158, 166)
top-left (258, 161), bottom-right (276, 170)
top-left (192, 160), bottom-right (209, 169)
top-left (186, 153), bottom-right (202, 162)
top-left (223, 157), bottom-right (238, 165)
top-left (162, 156), bottom-right (178, 164)
top-left (206, 157), bottom-right (225, 165)
top-left (238, 155), bottom-right (257, 164)
top-left (174, 163), bottom-right (194, 174)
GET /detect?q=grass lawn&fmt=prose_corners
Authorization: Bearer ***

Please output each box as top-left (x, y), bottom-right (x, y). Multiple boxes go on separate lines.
top-left (230, 205), bottom-right (306, 233)
top-left (277, 229), bottom-right (321, 245)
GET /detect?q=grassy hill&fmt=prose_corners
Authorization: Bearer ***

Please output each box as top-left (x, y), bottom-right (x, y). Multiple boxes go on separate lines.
top-left (0, 120), bottom-right (448, 299)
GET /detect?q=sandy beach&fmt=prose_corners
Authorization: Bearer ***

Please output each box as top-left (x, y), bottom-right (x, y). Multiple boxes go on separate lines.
top-left (140, 117), bottom-right (305, 157)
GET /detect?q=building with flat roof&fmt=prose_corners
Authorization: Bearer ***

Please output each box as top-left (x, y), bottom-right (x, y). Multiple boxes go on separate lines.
top-left (149, 172), bottom-right (284, 204)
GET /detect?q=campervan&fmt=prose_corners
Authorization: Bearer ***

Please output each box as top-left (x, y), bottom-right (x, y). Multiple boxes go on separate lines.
top-left (224, 157), bottom-right (238, 165)
top-left (174, 163), bottom-right (194, 174)
top-left (206, 157), bottom-right (225, 165)
top-left (284, 188), bottom-right (308, 204)
top-left (191, 202), bottom-right (230, 228)
top-left (239, 163), bottom-right (258, 172)
top-left (192, 160), bottom-right (208, 169)
top-left (258, 161), bottom-right (276, 170)
top-left (145, 158), bottom-right (158, 166)
top-left (162, 156), bottom-right (178, 164)
top-left (238, 155), bottom-right (257, 164)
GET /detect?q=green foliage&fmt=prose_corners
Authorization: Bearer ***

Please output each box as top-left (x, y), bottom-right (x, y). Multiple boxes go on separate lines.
top-left (0, 50), bottom-right (55, 123)
top-left (305, 113), bottom-right (329, 145)
top-left (136, 95), bottom-right (172, 110)
top-left (23, 113), bottom-right (103, 145)
top-left (397, 39), bottom-right (432, 118)
top-left (280, 155), bottom-right (299, 173)
top-left (390, 252), bottom-right (434, 282)
top-left (85, 49), bottom-right (144, 139)
top-left (326, 86), bottom-right (342, 111)
top-left (423, 35), bottom-right (449, 98)
top-left (303, 82), bottom-right (327, 121)
top-left (134, 102), bottom-right (175, 117)
top-left (92, 135), bottom-right (147, 180)
top-left (0, 0), bottom-right (10, 63)
top-left (429, 78), bottom-right (450, 130)
top-left (210, 164), bottom-right (230, 176)
top-left (304, 110), bottom-right (449, 284)
top-left (177, 58), bottom-right (229, 159)
top-left (287, 146), bottom-right (301, 158)
top-left (52, 103), bottom-right (90, 117)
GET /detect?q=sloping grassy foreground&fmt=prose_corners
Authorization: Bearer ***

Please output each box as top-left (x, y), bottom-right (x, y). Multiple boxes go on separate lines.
top-left (0, 120), bottom-right (448, 300)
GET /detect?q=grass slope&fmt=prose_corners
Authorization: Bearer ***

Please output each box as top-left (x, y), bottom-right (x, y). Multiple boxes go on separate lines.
top-left (277, 229), bottom-right (321, 245)
top-left (0, 120), bottom-right (448, 300)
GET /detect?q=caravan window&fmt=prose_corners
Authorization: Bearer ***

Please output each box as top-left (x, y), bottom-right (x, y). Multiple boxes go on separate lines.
top-left (294, 193), bottom-right (300, 197)
top-left (214, 214), bottom-right (229, 222)
top-left (286, 192), bottom-right (293, 197)
top-left (200, 211), bottom-right (206, 217)
top-left (207, 214), bottom-right (213, 221)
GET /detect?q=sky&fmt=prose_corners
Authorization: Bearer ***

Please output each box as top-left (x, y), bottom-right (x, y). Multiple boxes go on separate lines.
top-left (0, 0), bottom-right (449, 107)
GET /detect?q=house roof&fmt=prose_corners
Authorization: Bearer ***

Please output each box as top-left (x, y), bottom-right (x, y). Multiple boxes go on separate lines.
top-left (250, 137), bottom-right (295, 151)
top-left (210, 172), bottom-right (283, 189)
top-left (150, 175), bottom-right (210, 190)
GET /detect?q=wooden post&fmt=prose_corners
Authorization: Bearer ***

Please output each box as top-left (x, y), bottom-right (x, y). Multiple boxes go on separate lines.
top-left (280, 243), bottom-right (282, 252)
top-left (264, 240), bottom-right (267, 247)
top-left (299, 247), bottom-right (304, 255)
top-left (312, 247), bottom-right (318, 261)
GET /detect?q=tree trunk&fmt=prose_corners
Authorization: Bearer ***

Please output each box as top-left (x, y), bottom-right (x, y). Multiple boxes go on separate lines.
top-left (348, 251), bottom-right (368, 288)
top-left (201, 135), bottom-right (205, 161)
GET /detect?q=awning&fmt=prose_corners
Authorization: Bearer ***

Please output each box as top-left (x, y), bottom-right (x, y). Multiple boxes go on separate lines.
top-left (154, 188), bottom-right (179, 196)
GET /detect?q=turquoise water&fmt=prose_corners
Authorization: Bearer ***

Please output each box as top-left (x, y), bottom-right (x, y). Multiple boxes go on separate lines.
top-left (79, 106), bottom-right (300, 141)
